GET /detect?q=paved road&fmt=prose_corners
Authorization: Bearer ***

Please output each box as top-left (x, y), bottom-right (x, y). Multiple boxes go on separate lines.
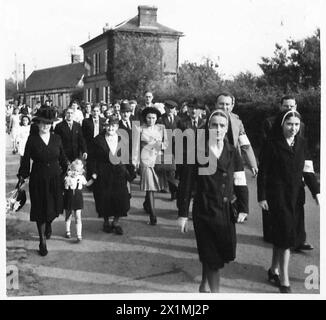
top-left (5, 134), bottom-right (320, 296)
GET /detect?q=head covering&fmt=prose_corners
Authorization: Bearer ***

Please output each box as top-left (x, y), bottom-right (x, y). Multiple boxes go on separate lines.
top-left (188, 98), bottom-right (205, 110)
top-left (206, 109), bottom-right (229, 130)
top-left (32, 106), bottom-right (59, 124)
top-left (142, 106), bottom-right (161, 121)
top-left (271, 109), bottom-right (301, 138)
top-left (164, 100), bottom-right (178, 109)
top-left (120, 101), bottom-right (132, 113)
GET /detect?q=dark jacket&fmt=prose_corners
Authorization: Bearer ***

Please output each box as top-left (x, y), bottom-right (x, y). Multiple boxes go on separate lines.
top-left (89, 134), bottom-right (135, 218)
top-left (257, 135), bottom-right (319, 248)
top-left (81, 116), bottom-right (106, 155)
top-left (54, 120), bottom-right (87, 162)
top-left (18, 133), bottom-right (68, 222)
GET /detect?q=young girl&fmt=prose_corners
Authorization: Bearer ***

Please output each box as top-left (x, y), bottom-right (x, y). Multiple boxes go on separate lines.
top-left (63, 159), bottom-right (92, 242)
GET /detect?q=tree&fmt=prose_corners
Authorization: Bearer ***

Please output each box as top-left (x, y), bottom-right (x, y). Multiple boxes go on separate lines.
top-left (111, 33), bottom-right (163, 99)
top-left (258, 29), bottom-right (320, 92)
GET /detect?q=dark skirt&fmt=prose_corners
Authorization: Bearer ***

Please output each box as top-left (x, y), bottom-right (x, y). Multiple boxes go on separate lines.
top-left (192, 198), bottom-right (236, 270)
top-left (63, 189), bottom-right (84, 210)
top-left (29, 173), bottom-right (64, 223)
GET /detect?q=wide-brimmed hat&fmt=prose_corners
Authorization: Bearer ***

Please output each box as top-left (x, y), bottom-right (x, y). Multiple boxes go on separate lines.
top-left (120, 101), bottom-right (132, 113)
top-left (164, 100), bottom-right (178, 109)
top-left (104, 116), bottom-right (120, 127)
top-left (32, 106), bottom-right (59, 124)
top-left (141, 106), bottom-right (161, 120)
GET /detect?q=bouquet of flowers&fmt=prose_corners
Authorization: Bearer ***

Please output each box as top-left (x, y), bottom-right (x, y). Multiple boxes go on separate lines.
top-left (6, 183), bottom-right (26, 214)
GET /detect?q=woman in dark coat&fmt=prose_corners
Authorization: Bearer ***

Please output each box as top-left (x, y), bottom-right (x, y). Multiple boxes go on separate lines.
top-left (17, 106), bottom-right (68, 256)
top-left (257, 110), bottom-right (320, 293)
top-left (178, 110), bottom-right (249, 293)
top-left (89, 116), bottom-right (135, 235)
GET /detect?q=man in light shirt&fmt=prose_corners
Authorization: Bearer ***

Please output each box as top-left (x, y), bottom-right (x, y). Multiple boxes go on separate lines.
top-left (70, 100), bottom-right (84, 125)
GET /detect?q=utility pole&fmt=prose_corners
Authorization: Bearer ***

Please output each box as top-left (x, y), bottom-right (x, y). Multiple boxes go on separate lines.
top-left (23, 63), bottom-right (26, 104)
top-left (14, 53), bottom-right (18, 91)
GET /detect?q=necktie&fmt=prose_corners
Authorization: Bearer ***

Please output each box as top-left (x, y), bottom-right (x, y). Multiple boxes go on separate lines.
top-left (126, 121), bottom-right (131, 130)
top-left (169, 115), bottom-right (173, 124)
top-left (193, 120), bottom-right (197, 128)
top-left (68, 122), bottom-right (72, 130)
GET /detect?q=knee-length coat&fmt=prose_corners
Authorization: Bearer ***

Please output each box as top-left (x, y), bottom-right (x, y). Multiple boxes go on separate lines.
top-left (89, 134), bottom-right (135, 218)
top-left (257, 135), bottom-right (319, 249)
top-left (179, 140), bottom-right (249, 270)
top-left (18, 133), bottom-right (68, 222)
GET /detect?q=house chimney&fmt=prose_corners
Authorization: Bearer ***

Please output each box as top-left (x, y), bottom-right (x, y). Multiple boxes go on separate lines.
top-left (103, 22), bottom-right (111, 33)
top-left (138, 5), bottom-right (157, 27)
top-left (71, 54), bottom-right (81, 64)
top-left (70, 46), bottom-right (82, 63)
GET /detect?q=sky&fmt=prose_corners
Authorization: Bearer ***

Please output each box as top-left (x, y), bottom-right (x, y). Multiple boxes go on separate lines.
top-left (1, 0), bottom-right (324, 80)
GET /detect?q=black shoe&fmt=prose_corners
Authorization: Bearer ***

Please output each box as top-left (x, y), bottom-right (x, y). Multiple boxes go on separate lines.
top-left (148, 215), bottom-right (157, 226)
top-left (45, 224), bottom-right (52, 240)
top-left (39, 243), bottom-right (48, 256)
top-left (103, 222), bottom-right (113, 233)
top-left (295, 242), bottom-right (314, 251)
top-left (268, 269), bottom-right (280, 287)
top-left (279, 285), bottom-right (292, 293)
top-left (112, 224), bottom-right (123, 235)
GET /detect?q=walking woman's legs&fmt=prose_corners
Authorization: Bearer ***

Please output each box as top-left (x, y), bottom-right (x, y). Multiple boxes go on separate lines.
top-left (36, 222), bottom-right (48, 256)
top-left (206, 264), bottom-right (220, 293)
top-left (271, 246), bottom-right (280, 274)
top-left (147, 191), bottom-right (157, 225)
top-left (279, 248), bottom-right (291, 287)
top-left (199, 262), bottom-right (210, 293)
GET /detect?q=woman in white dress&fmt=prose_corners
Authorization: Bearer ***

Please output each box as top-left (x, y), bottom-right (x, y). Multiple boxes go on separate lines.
top-left (9, 107), bottom-right (21, 154)
top-left (133, 107), bottom-right (168, 225)
top-left (16, 115), bottom-right (31, 163)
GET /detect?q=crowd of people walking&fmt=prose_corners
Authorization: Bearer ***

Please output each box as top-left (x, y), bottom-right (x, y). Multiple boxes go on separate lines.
top-left (7, 91), bottom-right (320, 293)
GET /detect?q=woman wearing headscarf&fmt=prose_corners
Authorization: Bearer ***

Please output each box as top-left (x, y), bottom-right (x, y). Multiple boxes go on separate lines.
top-left (177, 109), bottom-right (249, 293)
top-left (257, 110), bottom-right (320, 293)
top-left (17, 106), bottom-right (68, 256)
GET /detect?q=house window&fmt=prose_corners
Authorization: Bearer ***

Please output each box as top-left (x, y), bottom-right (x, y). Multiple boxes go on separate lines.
top-left (86, 88), bottom-right (92, 103)
top-left (103, 86), bottom-right (109, 103)
top-left (104, 50), bottom-right (109, 72)
top-left (95, 87), bottom-right (100, 103)
top-left (93, 52), bottom-right (100, 75)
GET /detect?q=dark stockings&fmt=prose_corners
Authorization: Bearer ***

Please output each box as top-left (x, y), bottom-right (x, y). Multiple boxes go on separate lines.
top-left (201, 262), bottom-right (220, 293)
top-left (36, 222), bottom-right (46, 246)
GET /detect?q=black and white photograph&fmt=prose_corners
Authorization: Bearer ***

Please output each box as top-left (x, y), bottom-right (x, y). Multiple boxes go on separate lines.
top-left (2, 0), bottom-right (324, 299)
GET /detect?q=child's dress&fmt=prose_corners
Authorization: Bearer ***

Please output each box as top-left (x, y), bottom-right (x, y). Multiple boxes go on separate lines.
top-left (63, 174), bottom-right (87, 210)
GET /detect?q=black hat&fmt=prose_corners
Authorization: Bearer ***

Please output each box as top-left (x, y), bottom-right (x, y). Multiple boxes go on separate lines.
top-left (32, 106), bottom-right (59, 124)
top-left (188, 98), bottom-right (205, 110)
top-left (120, 101), bottom-right (132, 113)
top-left (141, 106), bottom-right (161, 120)
top-left (104, 116), bottom-right (120, 126)
top-left (164, 100), bottom-right (178, 109)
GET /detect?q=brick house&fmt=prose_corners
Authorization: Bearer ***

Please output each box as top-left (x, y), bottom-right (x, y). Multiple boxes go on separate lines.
top-left (24, 55), bottom-right (84, 112)
top-left (80, 5), bottom-right (183, 103)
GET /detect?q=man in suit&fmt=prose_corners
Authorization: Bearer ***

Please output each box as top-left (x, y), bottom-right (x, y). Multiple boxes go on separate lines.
top-left (82, 104), bottom-right (106, 180)
top-left (54, 107), bottom-right (87, 163)
top-left (119, 100), bottom-right (133, 160)
top-left (177, 99), bottom-right (206, 217)
top-left (261, 95), bottom-right (312, 251)
top-left (160, 100), bottom-right (181, 200)
top-left (214, 92), bottom-right (258, 176)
